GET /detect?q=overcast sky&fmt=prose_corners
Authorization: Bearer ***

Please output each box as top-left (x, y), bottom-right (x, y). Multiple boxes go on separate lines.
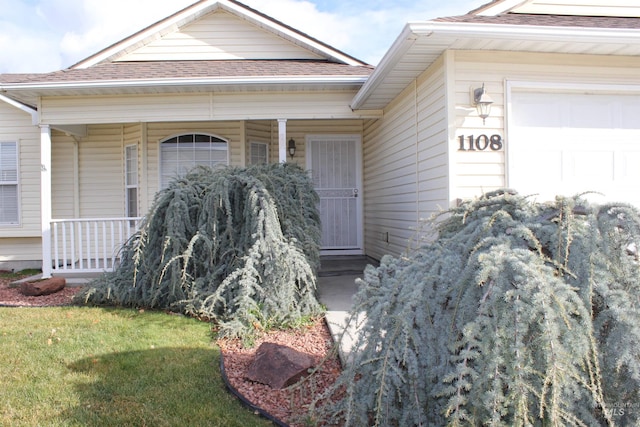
top-left (0, 0), bottom-right (488, 74)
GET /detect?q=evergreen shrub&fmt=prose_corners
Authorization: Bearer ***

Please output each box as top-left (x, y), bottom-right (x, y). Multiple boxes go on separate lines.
top-left (320, 190), bottom-right (640, 426)
top-left (75, 163), bottom-right (323, 340)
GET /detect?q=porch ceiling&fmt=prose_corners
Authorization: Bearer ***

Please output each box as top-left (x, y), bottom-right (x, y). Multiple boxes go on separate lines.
top-left (351, 21), bottom-right (640, 110)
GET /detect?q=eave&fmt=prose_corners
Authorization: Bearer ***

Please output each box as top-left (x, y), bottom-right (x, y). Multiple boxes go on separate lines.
top-left (1, 75), bottom-right (369, 107)
top-left (351, 21), bottom-right (640, 110)
top-left (0, 93), bottom-right (38, 125)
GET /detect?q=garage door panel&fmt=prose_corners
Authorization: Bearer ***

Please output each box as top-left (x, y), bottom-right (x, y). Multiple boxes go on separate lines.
top-left (565, 151), bottom-right (614, 182)
top-left (569, 100), bottom-right (615, 128)
top-left (510, 91), bottom-right (640, 207)
top-left (510, 149), bottom-right (562, 196)
top-left (620, 100), bottom-right (640, 128)
top-left (617, 151), bottom-right (640, 180)
top-left (513, 94), bottom-right (562, 127)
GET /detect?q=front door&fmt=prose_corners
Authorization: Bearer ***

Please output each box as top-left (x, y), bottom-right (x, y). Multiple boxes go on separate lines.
top-left (307, 135), bottom-right (363, 254)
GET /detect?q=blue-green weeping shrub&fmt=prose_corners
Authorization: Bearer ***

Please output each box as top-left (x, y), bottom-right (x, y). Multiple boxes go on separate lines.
top-left (74, 163), bottom-right (323, 341)
top-left (317, 190), bottom-right (640, 426)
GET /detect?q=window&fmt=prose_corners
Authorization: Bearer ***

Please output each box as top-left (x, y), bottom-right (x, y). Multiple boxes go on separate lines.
top-left (160, 133), bottom-right (228, 188)
top-left (0, 142), bottom-right (18, 225)
top-left (250, 142), bottom-right (268, 165)
top-left (125, 145), bottom-right (138, 218)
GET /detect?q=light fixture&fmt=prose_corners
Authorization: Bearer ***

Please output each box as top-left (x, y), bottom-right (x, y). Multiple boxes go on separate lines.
top-left (472, 83), bottom-right (493, 124)
top-left (288, 138), bottom-right (296, 158)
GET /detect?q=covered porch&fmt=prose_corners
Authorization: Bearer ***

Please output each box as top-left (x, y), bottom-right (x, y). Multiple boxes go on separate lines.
top-left (42, 115), bottom-right (375, 277)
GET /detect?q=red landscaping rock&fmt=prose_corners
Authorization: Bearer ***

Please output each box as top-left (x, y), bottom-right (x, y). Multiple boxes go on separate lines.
top-left (246, 342), bottom-right (314, 389)
top-left (19, 277), bottom-right (66, 297)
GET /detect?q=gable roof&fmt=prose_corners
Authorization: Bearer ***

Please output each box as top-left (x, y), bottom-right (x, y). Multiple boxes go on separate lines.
top-left (0, 0), bottom-right (372, 107)
top-left (72, 0), bottom-right (366, 68)
top-left (351, 0), bottom-right (640, 110)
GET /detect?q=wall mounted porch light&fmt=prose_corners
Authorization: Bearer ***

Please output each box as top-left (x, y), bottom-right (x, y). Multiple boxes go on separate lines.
top-left (472, 83), bottom-right (493, 124)
top-left (288, 138), bottom-right (296, 158)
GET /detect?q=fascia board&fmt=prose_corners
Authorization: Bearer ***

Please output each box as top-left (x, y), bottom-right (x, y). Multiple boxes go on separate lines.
top-left (0, 76), bottom-right (369, 92)
top-left (350, 24), bottom-right (419, 110)
top-left (351, 20), bottom-right (640, 110)
top-left (416, 21), bottom-right (640, 44)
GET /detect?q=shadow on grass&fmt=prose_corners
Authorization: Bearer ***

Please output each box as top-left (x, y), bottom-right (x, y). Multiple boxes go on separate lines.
top-left (63, 347), bottom-right (271, 427)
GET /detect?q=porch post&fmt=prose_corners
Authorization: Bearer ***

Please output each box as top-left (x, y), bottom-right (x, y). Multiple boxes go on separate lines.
top-left (40, 125), bottom-right (52, 278)
top-left (277, 119), bottom-right (287, 163)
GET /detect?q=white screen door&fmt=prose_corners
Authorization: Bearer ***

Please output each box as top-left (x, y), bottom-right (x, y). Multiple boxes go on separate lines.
top-left (307, 135), bottom-right (363, 254)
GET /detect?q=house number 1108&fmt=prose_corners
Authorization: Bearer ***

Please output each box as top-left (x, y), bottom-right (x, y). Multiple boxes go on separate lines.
top-left (458, 134), bottom-right (503, 151)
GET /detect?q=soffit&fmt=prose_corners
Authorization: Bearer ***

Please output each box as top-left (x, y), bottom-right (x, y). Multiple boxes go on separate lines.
top-left (351, 19), bottom-right (640, 110)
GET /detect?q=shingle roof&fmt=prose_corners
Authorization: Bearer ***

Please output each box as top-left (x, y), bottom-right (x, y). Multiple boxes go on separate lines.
top-left (0, 73), bottom-right (43, 84)
top-left (0, 60), bottom-right (373, 85)
top-left (435, 13), bottom-right (640, 29)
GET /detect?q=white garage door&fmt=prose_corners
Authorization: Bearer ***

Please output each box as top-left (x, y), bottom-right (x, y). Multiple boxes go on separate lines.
top-left (509, 91), bottom-right (640, 207)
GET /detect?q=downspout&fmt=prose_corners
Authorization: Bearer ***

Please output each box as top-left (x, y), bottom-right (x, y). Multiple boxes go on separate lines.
top-left (414, 79), bottom-right (419, 244)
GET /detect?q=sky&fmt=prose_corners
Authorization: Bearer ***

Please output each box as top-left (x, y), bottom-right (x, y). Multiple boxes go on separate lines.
top-left (0, 0), bottom-right (489, 74)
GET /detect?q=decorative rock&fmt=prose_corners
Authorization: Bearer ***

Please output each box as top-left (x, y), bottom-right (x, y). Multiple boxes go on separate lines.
top-left (246, 342), bottom-right (314, 389)
top-left (19, 277), bottom-right (66, 296)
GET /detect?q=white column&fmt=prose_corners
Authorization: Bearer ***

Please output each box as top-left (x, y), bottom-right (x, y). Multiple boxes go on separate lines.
top-left (40, 125), bottom-right (52, 278)
top-left (277, 118), bottom-right (287, 163)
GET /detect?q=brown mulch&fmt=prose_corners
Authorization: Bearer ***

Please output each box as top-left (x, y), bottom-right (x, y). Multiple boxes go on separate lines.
top-left (0, 272), bottom-right (342, 426)
top-left (0, 273), bottom-right (84, 307)
top-left (219, 319), bottom-right (342, 426)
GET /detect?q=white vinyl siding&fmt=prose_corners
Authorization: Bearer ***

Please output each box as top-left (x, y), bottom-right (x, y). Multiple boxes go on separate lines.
top-left (0, 101), bottom-right (40, 237)
top-left (125, 144), bottom-right (138, 218)
top-left (363, 85), bottom-right (419, 259)
top-left (0, 141), bottom-right (18, 224)
top-left (160, 133), bottom-right (228, 188)
top-left (78, 125), bottom-right (125, 219)
top-left (39, 92), bottom-right (365, 125)
top-left (51, 131), bottom-right (77, 220)
top-left (117, 10), bottom-right (324, 62)
top-left (363, 58), bottom-right (448, 259)
top-left (0, 237), bottom-right (41, 263)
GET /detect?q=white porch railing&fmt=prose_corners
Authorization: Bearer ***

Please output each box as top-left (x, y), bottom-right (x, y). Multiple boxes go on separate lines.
top-left (50, 217), bottom-right (143, 274)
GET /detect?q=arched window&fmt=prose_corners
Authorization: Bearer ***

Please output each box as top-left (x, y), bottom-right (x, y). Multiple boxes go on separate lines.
top-left (160, 133), bottom-right (228, 188)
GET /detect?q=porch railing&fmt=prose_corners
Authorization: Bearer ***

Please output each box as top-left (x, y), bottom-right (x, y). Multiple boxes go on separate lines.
top-left (50, 217), bottom-right (143, 274)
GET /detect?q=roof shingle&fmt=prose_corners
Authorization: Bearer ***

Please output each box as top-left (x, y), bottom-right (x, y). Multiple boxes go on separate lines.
top-left (1, 60), bottom-right (373, 85)
top-left (435, 14), bottom-right (640, 29)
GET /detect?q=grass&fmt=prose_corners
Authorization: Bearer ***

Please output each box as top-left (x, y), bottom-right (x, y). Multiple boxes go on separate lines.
top-left (0, 306), bottom-right (273, 427)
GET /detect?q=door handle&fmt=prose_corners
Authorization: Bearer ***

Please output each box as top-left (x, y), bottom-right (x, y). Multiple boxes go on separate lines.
top-left (353, 188), bottom-right (358, 198)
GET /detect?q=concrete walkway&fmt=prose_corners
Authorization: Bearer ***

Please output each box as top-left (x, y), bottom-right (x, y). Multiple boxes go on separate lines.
top-left (316, 256), bottom-right (377, 364)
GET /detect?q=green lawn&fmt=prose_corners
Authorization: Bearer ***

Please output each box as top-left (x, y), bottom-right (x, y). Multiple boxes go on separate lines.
top-left (0, 306), bottom-right (272, 427)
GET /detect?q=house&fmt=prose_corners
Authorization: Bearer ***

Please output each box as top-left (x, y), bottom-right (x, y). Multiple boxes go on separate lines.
top-left (1, 0), bottom-right (639, 276)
